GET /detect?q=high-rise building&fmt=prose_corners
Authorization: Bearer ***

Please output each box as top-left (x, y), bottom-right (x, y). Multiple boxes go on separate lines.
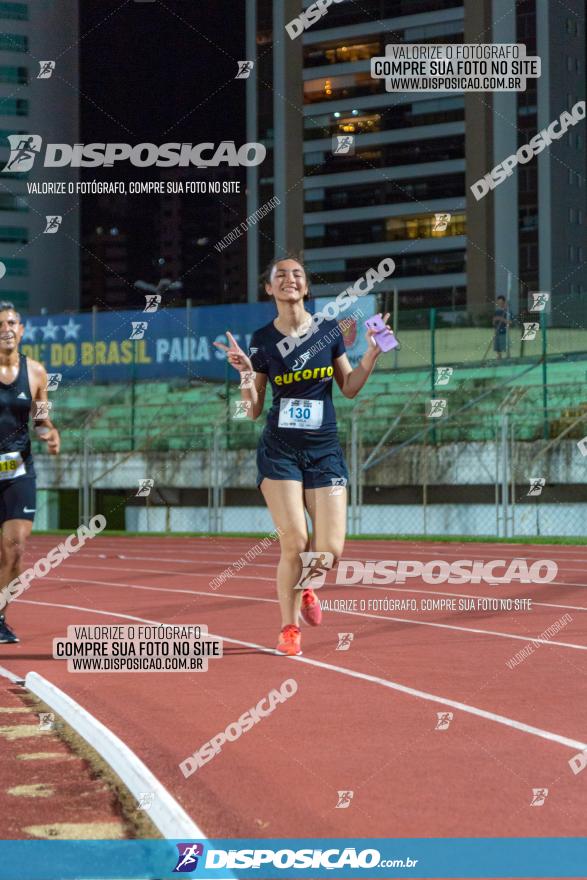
top-left (0, 0), bottom-right (80, 314)
top-left (247, 0), bottom-right (586, 325)
top-left (157, 169), bottom-right (247, 307)
top-left (466, 0), bottom-right (586, 324)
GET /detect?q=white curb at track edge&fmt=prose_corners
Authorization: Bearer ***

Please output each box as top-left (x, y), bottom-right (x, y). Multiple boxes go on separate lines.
top-left (0, 663), bottom-right (24, 684)
top-left (25, 671), bottom-right (203, 839)
top-left (0, 666), bottom-right (237, 878)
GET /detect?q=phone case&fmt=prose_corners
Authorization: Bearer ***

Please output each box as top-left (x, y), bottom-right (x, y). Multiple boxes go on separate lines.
top-left (365, 317), bottom-right (399, 352)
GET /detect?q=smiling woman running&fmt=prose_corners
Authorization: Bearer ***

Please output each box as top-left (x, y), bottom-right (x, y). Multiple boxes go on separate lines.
top-left (214, 256), bottom-right (392, 656)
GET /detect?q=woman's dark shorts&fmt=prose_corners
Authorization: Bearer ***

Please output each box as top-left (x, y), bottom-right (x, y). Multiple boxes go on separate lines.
top-left (256, 429), bottom-right (349, 490)
top-left (0, 475), bottom-right (36, 524)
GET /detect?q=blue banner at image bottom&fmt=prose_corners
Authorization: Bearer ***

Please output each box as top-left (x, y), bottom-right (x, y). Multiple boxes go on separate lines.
top-left (0, 839), bottom-right (586, 879)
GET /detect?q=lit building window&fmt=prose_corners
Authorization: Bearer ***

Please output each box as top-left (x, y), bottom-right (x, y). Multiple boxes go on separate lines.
top-left (304, 72), bottom-right (380, 103)
top-left (335, 112), bottom-right (381, 135)
top-left (324, 41), bottom-right (380, 64)
top-left (385, 213), bottom-right (466, 241)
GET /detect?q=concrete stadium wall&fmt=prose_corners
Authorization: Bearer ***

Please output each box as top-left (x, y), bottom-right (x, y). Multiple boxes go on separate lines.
top-left (34, 440), bottom-right (587, 490)
top-left (125, 502), bottom-right (587, 538)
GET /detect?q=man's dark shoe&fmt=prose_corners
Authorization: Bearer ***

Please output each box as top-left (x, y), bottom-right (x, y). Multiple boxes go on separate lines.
top-left (0, 615), bottom-right (19, 643)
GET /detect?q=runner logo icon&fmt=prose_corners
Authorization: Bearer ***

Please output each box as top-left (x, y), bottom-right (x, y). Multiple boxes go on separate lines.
top-left (44, 215), bottom-right (62, 234)
top-left (38, 712), bottom-right (54, 730)
top-left (329, 477), bottom-right (347, 496)
top-left (529, 291), bottom-right (550, 312)
top-left (37, 61), bottom-right (55, 79)
top-left (527, 478), bottom-right (545, 496)
top-left (136, 792), bottom-right (154, 811)
top-left (435, 711), bottom-right (453, 730)
top-left (296, 551), bottom-right (334, 590)
top-left (143, 294), bottom-right (161, 312)
top-left (336, 632), bottom-right (354, 651)
top-left (3, 135), bottom-right (42, 172)
top-left (130, 321), bottom-right (148, 340)
top-left (236, 60), bottom-right (254, 79)
top-left (291, 350), bottom-right (312, 371)
top-left (333, 135), bottom-right (355, 154)
top-left (136, 479), bottom-right (154, 497)
top-left (173, 843), bottom-right (204, 872)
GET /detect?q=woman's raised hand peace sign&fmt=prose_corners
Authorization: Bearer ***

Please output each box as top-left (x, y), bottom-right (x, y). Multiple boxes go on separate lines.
top-left (213, 331), bottom-right (254, 374)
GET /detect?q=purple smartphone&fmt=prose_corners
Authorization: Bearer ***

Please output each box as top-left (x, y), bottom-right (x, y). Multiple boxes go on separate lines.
top-left (365, 315), bottom-right (399, 352)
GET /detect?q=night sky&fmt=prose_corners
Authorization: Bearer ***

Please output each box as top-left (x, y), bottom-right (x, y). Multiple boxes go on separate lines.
top-left (78, 1), bottom-right (248, 305)
top-left (80, 1), bottom-right (246, 146)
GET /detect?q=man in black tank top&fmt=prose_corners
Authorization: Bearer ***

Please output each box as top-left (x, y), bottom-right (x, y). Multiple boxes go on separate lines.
top-left (0, 303), bottom-right (60, 644)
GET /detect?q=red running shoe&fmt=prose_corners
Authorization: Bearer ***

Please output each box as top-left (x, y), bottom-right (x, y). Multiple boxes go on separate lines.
top-left (276, 624), bottom-right (302, 656)
top-left (300, 588), bottom-right (322, 626)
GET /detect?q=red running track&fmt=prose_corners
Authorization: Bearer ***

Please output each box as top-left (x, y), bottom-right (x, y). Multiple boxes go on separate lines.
top-left (1, 536), bottom-right (587, 843)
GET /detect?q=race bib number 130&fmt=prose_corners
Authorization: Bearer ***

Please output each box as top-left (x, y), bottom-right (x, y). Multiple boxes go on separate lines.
top-left (278, 398), bottom-right (323, 430)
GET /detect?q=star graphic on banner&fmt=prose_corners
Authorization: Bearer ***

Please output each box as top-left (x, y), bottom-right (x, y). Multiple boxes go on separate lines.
top-left (22, 320), bottom-right (39, 342)
top-left (41, 319), bottom-right (60, 341)
top-left (61, 316), bottom-right (81, 340)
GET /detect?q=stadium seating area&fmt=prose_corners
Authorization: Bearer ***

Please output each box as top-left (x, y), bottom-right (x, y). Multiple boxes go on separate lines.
top-left (42, 357), bottom-right (587, 456)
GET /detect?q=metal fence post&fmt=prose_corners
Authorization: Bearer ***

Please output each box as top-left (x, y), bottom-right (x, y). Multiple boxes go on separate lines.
top-left (350, 410), bottom-right (359, 535)
top-left (92, 305), bottom-right (97, 386)
top-left (186, 298), bottom-right (192, 382)
top-left (81, 431), bottom-right (92, 526)
top-left (495, 422), bottom-right (500, 537)
top-left (430, 307), bottom-right (437, 444)
top-left (510, 415), bottom-right (516, 536)
top-left (130, 343), bottom-right (137, 452)
top-left (211, 429), bottom-right (222, 534)
top-left (207, 434), bottom-right (213, 533)
top-left (422, 432), bottom-right (428, 536)
top-left (541, 310), bottom-right (548, 440)
top-left (392, 287), bottom-right (398, 370)
top-left (500, 412), bottom-right (510, 538)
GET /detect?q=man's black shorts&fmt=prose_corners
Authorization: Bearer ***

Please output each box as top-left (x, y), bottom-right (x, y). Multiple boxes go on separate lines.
top-left (256, 428), bottom-right (349, 490)
top-left (0, 476), bottom-right (36, 525)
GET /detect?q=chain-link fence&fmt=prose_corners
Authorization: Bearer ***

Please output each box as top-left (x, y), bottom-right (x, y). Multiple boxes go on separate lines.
top-left (340, 377), bottom-right (587, 539)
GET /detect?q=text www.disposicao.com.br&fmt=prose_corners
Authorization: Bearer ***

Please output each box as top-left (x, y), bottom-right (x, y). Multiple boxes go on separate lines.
top-left (70, 657), bottom-right (202, 671)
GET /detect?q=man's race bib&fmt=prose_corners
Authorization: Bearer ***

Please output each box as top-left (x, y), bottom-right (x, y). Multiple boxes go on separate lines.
top-left (278, 398), bottom-right (324, 430)
top-left (0, 452), bottom-right (25, 480)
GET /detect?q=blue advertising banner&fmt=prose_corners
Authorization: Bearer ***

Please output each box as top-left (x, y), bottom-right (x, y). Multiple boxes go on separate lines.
top-left (19, 297), bottom-right (375, 385)
top-left (19, 303), bottom-right (278, 385)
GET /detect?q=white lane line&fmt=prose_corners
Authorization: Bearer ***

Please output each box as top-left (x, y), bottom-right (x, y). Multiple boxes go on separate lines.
top-left (24, 671), bottom-right (209, 844)
top-left (25, 539), bottom-right (587, 566)
top-left (39, 557), bottom-right (587, 614)
top-left (42, 545), bottom-right (587, 570)
top-left (35, 557), bottom-right (587, 591)
top-left (340, 583), bottom-right (587, 613)
top-left (33, 575), bottom-right (587, 651)
top-left (13, 598), bottom-right (587, 755)
top-left (50, 559), bottom-right (587, 612)
top-left (0, 664), bottom-right (24, 684)
top-left (35, 557), bottom-right (587, 604)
